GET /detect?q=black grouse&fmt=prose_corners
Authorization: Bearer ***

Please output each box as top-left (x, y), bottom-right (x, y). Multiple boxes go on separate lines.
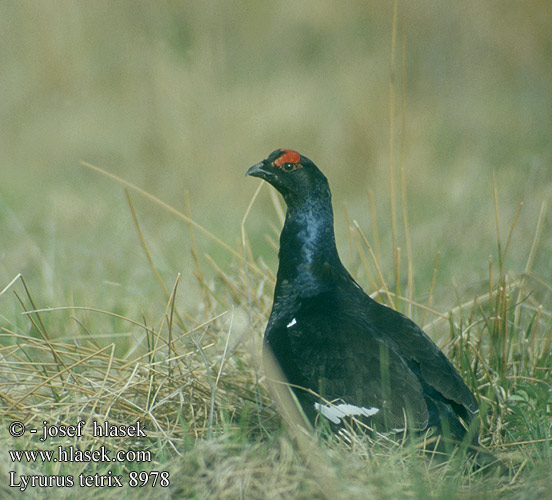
top-left (247, 148), bottom-right (479, 443)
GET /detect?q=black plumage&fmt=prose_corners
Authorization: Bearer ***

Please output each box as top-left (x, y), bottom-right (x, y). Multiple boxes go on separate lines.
top-left (247, 148), bottom-right (479, 442)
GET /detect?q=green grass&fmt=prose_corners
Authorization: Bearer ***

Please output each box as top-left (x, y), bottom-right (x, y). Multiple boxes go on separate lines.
top-left (1, 2), bottom-right (551, 499)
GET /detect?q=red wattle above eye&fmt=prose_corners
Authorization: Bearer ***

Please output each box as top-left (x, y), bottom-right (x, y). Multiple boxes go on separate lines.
top-left (275, 150), bottom-right (301, 167)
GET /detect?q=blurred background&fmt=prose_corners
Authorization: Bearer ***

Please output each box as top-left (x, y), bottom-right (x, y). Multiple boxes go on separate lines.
top-left (1, 0), bottom-right (550, 319)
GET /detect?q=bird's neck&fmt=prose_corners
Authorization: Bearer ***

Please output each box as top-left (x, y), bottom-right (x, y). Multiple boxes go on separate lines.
top-left (275, 194), bottom-right (341, 296)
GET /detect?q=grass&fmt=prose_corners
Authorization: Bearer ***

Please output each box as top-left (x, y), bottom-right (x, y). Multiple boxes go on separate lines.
top-left (1, 2), bottom-right (551, 498)
top-left (1, 161), bottom-right (551, 499)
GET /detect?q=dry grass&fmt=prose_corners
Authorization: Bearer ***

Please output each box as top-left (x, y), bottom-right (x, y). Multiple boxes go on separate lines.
top-left (1, 165), bottom-right (551, 498)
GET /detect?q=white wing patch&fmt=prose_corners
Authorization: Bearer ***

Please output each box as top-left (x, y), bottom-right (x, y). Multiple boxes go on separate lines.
top-left (286, 318), bottom-right (297, 328)
top-left (314, 402), bottom-right (380, 424)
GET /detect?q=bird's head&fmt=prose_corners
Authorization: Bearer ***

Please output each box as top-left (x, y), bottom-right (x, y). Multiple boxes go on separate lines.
top-left (246, 149), bottom-right (330, 205)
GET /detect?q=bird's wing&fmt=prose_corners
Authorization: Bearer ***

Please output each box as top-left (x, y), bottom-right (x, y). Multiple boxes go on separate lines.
top-left (277, 293), bottom-right (430, 431)
top-left (366, 299), bottom-right (479, 418)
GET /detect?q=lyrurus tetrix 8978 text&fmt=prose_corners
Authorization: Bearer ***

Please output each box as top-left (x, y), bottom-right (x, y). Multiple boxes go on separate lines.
top-left (247, 148), bottom-right (481, 447)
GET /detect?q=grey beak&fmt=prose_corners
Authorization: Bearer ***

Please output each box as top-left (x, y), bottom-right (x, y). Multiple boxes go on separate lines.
top-left (246, 161), bottom-right (267, 178)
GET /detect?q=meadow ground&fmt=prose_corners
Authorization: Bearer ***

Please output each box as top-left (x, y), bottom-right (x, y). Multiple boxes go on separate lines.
top-left (1, 2), bottom-right (551, 498)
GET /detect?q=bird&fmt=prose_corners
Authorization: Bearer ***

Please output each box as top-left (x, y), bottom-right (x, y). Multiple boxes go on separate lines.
top-left (246, 148), bottom-right (481, 446)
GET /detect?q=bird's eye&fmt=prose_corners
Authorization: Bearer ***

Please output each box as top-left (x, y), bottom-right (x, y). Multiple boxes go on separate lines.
top-left (283, 163), bottom-right (295, 171)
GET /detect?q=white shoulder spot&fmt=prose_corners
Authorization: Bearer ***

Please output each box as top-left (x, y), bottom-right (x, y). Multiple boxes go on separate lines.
top-left (286, 318), bottom-right (297, 328)
top-left (314, 402), bottom-right (379, 424)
